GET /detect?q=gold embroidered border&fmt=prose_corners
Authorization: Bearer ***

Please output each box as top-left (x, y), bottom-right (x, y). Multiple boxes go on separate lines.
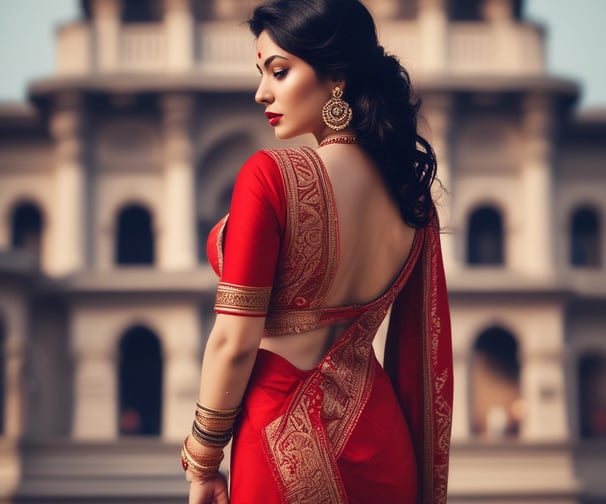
top-left (264, 402), bottom-right (347, 503)
top-left (421, 226), bottom-right (452, 504)
top-left (216, 214), bottom-right (228, 276)
top-left (214, 282), bottom-right (271, 316)
top-left (264, 147), bottom-right (339, 333)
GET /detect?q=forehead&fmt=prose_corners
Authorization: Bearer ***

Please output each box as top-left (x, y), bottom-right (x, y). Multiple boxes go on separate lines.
top-left (256, 30), bottom-right (289, 59)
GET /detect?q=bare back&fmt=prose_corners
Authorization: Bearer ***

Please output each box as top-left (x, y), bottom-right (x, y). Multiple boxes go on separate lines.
top-left (260, 144), bottom-right (416, 369)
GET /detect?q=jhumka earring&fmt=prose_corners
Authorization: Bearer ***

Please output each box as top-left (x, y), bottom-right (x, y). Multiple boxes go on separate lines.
top-left (322, 86), bottom-right (353, 131)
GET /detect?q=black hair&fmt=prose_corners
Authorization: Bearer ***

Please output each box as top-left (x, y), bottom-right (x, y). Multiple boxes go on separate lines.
top-left (248, 0), bottom-right (437, 228)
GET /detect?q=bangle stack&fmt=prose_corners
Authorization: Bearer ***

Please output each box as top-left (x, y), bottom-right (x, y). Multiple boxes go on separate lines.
top-left (180, 402), bottom-right (241, 481)
top-left (181, 436), bottom-right (224, 481)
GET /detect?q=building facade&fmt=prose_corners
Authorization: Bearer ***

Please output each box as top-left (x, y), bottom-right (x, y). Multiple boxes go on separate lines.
top-left (0, 0), bottom-right (604, 502)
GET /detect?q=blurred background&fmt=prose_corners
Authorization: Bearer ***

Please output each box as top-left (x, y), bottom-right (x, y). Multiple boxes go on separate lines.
top-left (0, 0), bottom-right (604, 503)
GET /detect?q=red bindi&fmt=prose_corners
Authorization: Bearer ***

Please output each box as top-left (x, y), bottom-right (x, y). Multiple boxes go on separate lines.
top-left (257, 52), bottom-right (262, 59)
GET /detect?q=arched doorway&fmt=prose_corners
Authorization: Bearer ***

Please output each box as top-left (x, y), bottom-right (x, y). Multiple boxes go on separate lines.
top-left (471, 326), bottom-right (522, 438)
top-left (118, 326), bottom-right (162, 436)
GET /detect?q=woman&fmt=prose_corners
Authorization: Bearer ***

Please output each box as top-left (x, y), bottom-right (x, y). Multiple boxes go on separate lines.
top-left (181, 1), bottom-right (453, 503)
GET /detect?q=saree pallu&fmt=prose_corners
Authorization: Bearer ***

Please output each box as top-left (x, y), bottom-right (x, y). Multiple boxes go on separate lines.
top-left (230, 349), bottom-right (418, 503)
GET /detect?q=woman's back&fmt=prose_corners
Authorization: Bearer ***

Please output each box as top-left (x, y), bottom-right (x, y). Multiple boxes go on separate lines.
top-left (259, 143), bottom-right (416, 369)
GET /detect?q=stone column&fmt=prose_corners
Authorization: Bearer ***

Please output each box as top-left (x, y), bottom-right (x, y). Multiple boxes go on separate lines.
top-left (2, 296), bottom-right (28, 439)
top-left (49, 93), bottom-right (87, 276)
top-left (160, 93), bottom-right (197, 270)
top-left (162, 308), bottom-right (201, 440)
top-left (520, 94), bottom-right (555, 278)
top-left (164, 0), bottom-right (194, 71)
top-left (451, 349), bottom-right (470, 440)
top-left (418, 0), bottom-right (448, 74)
top-left (519, 307), bottom-right (569, 441)
top-left (72, 312), bottom-right (117, 439)
top-left (482, 0), bottom-right (518, 73)
top-left (91, 0), bottom-right (122, 72)
top-left (421, 94), bottom-right (455, 270)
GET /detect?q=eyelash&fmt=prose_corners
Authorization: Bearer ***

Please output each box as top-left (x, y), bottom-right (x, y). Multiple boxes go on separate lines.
top-left (272, 69), bottom-right (288, 79)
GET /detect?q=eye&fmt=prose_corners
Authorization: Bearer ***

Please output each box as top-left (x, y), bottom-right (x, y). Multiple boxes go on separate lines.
top-left (272, 69), bottom-right (288, 79)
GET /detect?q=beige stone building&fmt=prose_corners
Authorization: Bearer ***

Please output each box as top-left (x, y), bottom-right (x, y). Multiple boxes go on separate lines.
top-left (0, 0), bottom-right (604, 502)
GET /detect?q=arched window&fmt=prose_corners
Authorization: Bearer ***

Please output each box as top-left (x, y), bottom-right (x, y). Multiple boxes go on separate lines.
top-left (570, 207), bottom-right (601, 267)
top-left (115, 205), bottom-right (155, 265)
top-left (118, 326), bottom-right (162, 436)
top-left (10, 201), bottom-right (43, 260)
top-left (471, 326), bottom-right (522, 439)
top-left (579, 353), bottom-right (606, 439)
top-left (449, 0), bottom-right (482, 21)
top-left (467, 206), bottom-right (504, 265)
top-left (122, 0), bottom-right (163, 22)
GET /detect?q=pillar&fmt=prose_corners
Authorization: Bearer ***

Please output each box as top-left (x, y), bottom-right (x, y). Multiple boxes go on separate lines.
top-left (418, 0), bottom-right (448, 74)
top-left (160, 93), bottom-right (197, 270)
top-left (162, 309), bottom-right (201, 440)
top-left (521, 94), bottom-right (555, 277)
top-left (451, 349), bottom-right (470, 440)
top-left (91, 0), bottom-right (122, 72)
top-left (520, 307), bottom-right (569, 441)
top-left (421, 94), bottom-right (455, 270)
top-left (2, 298), bottom-right (28, 439)
top-left (49, 93), bottom-right (87, 275)
top-left (72, 313), bottom-right (117, 439)
top-left (482, 0), bottom-right (518, 73)
top-left (164, 0), bottom-right (194, 71)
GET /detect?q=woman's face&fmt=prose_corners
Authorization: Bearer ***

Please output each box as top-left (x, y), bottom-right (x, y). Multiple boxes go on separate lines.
top-left (255, 30), bottom-right (336, 141)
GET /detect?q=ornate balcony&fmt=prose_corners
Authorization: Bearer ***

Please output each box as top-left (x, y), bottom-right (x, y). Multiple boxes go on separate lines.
top-left (54, 19), bottom-right (544, 80)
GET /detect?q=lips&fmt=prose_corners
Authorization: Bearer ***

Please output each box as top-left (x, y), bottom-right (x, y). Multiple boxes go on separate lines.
top-left (265, 112), bottom-right (283, 126)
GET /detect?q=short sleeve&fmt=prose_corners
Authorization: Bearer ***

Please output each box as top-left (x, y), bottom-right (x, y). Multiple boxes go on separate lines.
top-left (213, 151), bottom-right (285, 317)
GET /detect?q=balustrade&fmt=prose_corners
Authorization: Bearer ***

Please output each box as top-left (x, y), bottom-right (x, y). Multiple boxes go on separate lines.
top-left (54, 20), bottom-right (544, 77)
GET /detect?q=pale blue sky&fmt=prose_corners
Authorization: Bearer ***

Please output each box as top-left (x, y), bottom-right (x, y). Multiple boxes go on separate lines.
top-left (0, 0), bottom-right (604, 110)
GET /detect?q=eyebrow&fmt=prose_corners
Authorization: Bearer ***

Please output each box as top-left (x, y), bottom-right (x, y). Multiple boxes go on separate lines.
top-left (256, 54), bottom-right (289, 72)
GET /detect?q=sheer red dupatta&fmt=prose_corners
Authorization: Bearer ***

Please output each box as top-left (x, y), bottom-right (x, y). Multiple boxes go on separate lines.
top-left (384, 215), bottom-right (453, 504)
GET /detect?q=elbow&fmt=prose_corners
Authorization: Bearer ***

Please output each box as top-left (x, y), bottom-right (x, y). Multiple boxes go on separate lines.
top-left (206, 321), bottom-right (263, 365)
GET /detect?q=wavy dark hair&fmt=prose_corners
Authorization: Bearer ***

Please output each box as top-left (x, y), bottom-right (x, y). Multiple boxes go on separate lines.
top-left (248, 0), bottom-right (437, 228)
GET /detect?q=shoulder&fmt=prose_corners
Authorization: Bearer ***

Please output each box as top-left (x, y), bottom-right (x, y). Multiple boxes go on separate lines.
top-left (235, 150), bottom-right (282, 189)
top-left (262, 146), bottom-right (322, 171)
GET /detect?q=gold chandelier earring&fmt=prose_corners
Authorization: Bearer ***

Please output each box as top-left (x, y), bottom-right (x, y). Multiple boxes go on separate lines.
top-left (322, 86), bottom-right (352, 131)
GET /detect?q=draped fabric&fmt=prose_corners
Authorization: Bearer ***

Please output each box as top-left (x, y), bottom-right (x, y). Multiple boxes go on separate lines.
top-left (207, 147), bottom-right (453, 503)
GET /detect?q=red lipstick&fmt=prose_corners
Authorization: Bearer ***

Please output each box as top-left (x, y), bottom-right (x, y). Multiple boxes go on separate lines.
top-left (265, 112), bottom-right (283, 126)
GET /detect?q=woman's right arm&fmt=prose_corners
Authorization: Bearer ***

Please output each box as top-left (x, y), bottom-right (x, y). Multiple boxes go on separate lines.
top-left (188, 314), bottom-right (266, 504)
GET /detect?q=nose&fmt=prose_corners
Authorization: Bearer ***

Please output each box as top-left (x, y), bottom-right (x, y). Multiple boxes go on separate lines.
top-left (255, 79), bottom-right (273, 105)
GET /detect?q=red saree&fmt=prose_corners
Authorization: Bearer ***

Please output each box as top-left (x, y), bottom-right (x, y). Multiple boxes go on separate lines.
top-left (207, 147), bottom-right (453, 504)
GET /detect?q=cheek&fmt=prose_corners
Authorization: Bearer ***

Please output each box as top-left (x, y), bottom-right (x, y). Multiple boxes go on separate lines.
top-left (285, 71), bottom-right (328, 109)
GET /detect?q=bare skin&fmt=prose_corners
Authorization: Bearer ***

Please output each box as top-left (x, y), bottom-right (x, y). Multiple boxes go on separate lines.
top-left (188, 30), bottom-right (415, 503)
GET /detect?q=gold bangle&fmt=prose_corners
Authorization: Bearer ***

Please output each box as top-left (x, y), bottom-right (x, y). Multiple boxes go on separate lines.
top-left (191, 421), bottom-right (232, 448)
top-left (195, 402), bottom-right (241, 418)
top-left (183, 435), bottom-right (224, 465)
top-left (194, 413), bottom-right (237, 433)
top-left (181, 442), bottom-right (223, 481)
